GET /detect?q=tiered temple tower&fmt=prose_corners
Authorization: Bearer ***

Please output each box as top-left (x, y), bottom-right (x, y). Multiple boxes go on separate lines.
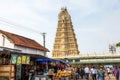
top-left (52, 7), bottom-right (79, 58)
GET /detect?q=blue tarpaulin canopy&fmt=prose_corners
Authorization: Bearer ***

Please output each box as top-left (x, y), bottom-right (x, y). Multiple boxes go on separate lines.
top-left (36, 58), bottom-right (69, 65)
top-left (59, 60), bottom-right (69, 65)
top-left (36, 58), bottom-right (44, 61)
top-left (36, 58), bottom-right (53, 62)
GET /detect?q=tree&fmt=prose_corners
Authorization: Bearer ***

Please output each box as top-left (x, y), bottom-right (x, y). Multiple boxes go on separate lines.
top-left (116, 42), bottom-right (120, 47)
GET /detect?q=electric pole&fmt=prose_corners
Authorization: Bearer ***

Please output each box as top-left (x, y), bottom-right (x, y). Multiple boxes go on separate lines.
top-left (41, 32), bottom-right (46, 56)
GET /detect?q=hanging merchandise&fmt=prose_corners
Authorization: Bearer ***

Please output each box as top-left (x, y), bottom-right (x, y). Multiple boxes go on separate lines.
top-left (50, 62), bottom-right (56, 67)
top-left (55, 61), bottom-right (60, 67)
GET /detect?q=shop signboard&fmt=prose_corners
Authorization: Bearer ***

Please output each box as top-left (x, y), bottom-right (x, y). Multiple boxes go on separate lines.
top-left (11, 54), bottom-right (18, 64)
top-left (26, 56), bottom-right (30, 64)
top-left (22, 56), bottom-right (26, 64)
top-left (17, 56), bottom-right (22, 64)
top-left (10, 54), bottom-right (30, 80)
top-left (11, 54), bottom-right (30, 64)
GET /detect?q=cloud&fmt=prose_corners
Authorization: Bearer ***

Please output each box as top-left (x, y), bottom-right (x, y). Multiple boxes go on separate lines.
top-left (67, 0), bottom-right (120, 17)
top-left (88, 8), bottom-right (120, 46)
top-left (0, 0), bottom-right (120, 56)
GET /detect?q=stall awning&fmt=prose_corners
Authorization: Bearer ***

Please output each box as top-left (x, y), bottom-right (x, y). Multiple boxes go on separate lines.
top-left (36, 58), bottom-right (69, 65)
top-left (36, 58), bottom-right (52, 62)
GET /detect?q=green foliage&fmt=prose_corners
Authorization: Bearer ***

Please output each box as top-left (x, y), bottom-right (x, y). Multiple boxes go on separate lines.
top-left (116, 42), bottom-right (120, 47)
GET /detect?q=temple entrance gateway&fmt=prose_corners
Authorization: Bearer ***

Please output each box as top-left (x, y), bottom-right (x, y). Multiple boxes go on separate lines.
top-left (52, 7), bottom-right (79, 58)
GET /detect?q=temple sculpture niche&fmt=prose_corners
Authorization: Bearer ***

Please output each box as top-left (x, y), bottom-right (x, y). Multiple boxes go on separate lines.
top-left (52, 7), bottom-right (79, 58)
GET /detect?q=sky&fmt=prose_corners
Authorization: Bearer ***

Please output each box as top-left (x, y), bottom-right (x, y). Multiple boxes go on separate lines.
top-left (0, 0), bottom-right (120, 57)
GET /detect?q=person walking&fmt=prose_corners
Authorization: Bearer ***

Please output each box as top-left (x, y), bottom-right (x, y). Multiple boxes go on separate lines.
top-left (106, 67), bottom-right (111, 79)
top-left (75, 67), bottom-right (79, 80)
top-left (84, 66), bottom-right (90, 80)
top-left (79, 67), bottom-right (85, 79)
top-left (97, 66), bottom-right (105, 80)
top-left (91, 66), bottom-right (97, 80)
top-left (113, 66), bottom-right (119, 80)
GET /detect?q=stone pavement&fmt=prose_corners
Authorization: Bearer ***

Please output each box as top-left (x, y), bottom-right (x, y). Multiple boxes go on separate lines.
top-left (71, 74), bottom-right (116, 80)
top-left (104, 74), bottom-right (115, 80)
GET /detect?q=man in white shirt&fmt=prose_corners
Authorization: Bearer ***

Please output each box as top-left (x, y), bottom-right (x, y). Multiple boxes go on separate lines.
top-left (91, 66), bottom-right (97, 80)
top-left (84, 66), bottom-right (90, 80)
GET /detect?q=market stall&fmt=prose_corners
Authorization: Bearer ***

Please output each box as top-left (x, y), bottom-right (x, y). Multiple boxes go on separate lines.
top-left (0, 49), bottom-right (49, 80)
top-left (35, 58), bottom-right (71, 80)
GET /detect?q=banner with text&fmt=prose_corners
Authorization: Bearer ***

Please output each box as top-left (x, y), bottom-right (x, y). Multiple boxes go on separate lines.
top-left (11, 54), bottom-right (30, 64)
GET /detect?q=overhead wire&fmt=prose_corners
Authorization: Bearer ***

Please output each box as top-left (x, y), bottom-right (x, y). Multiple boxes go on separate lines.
top-left (0, 17), bottom-right (47, 47)
top-left (0, 16), bottom-right (41, 34)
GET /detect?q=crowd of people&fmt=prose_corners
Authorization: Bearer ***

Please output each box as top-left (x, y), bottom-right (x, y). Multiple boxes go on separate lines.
top-left (24, 64), bottom-right (120, 80)
top-left (68, 65), bottom-right (120, 80)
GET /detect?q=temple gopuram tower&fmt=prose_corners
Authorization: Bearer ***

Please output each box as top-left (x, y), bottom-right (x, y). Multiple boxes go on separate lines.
top-left (52, 7), bottom-right (79, 58)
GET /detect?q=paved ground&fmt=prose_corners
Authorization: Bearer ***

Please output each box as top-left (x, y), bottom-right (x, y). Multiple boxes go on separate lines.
top-left (53, 74), bottom-right (116, 80)
top-left (69, 74), bottom-right (116, 80)
top-left (78, 74), bottom-right (115, 80)
top-left (104, 74), bottom-right (115, 80)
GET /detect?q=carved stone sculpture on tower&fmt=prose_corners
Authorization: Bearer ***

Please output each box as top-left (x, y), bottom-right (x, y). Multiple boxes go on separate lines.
top-left (52, 7), bottom-right (79, 58)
